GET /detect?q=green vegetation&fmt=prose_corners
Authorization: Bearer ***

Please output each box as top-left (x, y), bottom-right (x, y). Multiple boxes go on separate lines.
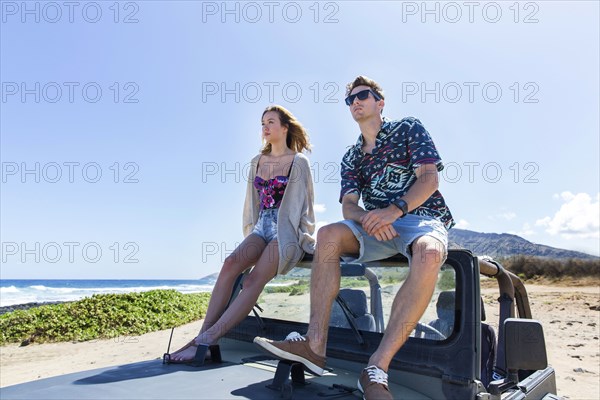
top-left (378, 267), bottom-right (410, 285)
top-left (264, 277), bottom-right (370, 297)
top-left (436, 268), bottom-right (455, 291)
top-left (340, 277), bottom-right (370, 288)
top-left (0, 290), bottom-right (210, 346)
top-left (264, 279), bottom-right (310, 296)
top-left (500, 256), bottom-right (600, 280)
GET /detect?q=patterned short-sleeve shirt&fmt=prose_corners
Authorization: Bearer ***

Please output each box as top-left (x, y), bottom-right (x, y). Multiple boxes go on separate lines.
top-left (340, 117), bottom-right (454, 230)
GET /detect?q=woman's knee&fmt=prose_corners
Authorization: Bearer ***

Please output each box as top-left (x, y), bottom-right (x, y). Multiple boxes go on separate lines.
top-left (220, 255), bottom-right (244, 280)
top-left (242, 269), bottom-right (272, 293)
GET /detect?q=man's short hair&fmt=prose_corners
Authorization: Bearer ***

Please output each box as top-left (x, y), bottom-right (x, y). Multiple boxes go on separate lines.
top-left (346, 76), bottom-right (385, 100)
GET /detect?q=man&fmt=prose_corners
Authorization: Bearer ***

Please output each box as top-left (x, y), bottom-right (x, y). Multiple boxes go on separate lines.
top-left (254, 76), bottom-right (454, 399)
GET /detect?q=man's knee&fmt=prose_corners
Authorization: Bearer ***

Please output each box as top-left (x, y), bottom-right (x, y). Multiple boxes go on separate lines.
top-left (315, 223), bottom-right (354, 263)
top-left (411, 237), bottom-right (447, 270)
top-left (317, 223), bottom-right (346, 241)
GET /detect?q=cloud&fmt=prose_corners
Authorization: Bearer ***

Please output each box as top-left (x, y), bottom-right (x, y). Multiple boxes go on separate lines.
top-left (314, 203), bottom-right (326, 213)
top-left (499, 212), bottom-right (516, 221)
top-left (536, 192), bottom-right (600, 239)
top-left (454, 219), bottom-right (470, 229)
top-left (508, 223), bottom-right (535, 237)
top-left (487, 211), bottom-right (517, 221)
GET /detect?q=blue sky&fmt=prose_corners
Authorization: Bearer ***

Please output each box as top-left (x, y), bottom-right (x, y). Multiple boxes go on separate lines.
top-left (1, 1), bottom-right (598, 279)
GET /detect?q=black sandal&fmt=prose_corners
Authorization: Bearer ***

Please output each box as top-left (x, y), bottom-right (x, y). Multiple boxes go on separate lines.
top-left (162, 328), bottom-right (222, 366)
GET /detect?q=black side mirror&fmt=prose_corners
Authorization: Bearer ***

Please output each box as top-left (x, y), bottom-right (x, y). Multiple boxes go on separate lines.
top-left (504, 318), bottom-right (548, 371)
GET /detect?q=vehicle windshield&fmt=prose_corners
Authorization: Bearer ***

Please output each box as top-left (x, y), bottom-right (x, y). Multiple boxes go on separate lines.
top-left (257, 261), bottom-right (457, 341)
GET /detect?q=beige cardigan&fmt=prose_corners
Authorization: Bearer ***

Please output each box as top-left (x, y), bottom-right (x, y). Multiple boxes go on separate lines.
top-left (243, 153), bottom-right (315, 275)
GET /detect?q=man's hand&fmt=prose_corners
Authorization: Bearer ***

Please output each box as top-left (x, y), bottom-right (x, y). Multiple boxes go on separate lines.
top-left (361, 206), bottom-right (402, 237)
top-left (372, 224), bottom-right (399, 241)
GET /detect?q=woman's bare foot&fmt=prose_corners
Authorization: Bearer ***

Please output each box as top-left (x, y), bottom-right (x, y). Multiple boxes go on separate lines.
top-left (168, 337), bottom-right (218, 362)
top-left (169, 340), bottom-right (201, 362)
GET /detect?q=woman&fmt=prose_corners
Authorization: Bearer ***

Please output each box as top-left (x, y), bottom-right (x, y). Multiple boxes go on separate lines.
top-left (166, 105), bottom-right (315, 363)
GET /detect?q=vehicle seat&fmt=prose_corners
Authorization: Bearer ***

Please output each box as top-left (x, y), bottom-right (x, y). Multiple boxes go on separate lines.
top-left (481, 322), bottom-right (497, 388)
top-left (329, 288), bottom-right (377, 332)
top-left (428, 291), bottom-right (497, 387)
top-left (428, 290), bottom-right (456, 339)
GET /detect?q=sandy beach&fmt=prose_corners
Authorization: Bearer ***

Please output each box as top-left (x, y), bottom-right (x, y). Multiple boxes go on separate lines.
top-left (1, 283), bottom-right (598, 399)
top-left (480, 283), bottom-right (599, 400)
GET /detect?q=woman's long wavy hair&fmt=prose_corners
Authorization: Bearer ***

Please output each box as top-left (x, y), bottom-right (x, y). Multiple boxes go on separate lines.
top-left (260, 105), bottom-right (312, 155)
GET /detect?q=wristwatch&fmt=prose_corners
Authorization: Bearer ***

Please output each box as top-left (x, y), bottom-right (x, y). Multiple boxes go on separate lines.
top-left (392, 199), bottom-right (409, 218)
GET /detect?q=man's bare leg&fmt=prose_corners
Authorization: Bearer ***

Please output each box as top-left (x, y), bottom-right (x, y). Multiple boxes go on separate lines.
top-left (306, 223), bottom-right (360, 356)
top-left (367, 235), bottom-right (447, 371)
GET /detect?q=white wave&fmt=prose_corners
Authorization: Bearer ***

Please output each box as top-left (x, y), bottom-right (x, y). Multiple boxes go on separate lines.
top-left (29, 285), bottom-right (48, 291)
top-left (0, 283), bottom-right (215, 307)
top-left (1, 294), bottom-right (37, 307)
top-left (0, 286), bottom-right (20, 293)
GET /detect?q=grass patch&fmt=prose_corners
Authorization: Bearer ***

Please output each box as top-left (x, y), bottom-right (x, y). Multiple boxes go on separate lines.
top-left (264, 279), bottom-right (304, 294)
top-left (263, 277), bottom-right (369, 298)
top-left (340, 277), bottom-right (369, 288)
top-left (264, 280), bottom-right (310, 296)
top-left (437, 268), bottom-right (455, 291)
top-left (379, 267), bottom-right (410, 285)
top-left (0, 290), bottom-right (210, 346)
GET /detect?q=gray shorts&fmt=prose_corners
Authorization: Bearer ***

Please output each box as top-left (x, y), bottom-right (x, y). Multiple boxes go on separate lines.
top-left (340, 214), bottom-right (448, 264)
top-left (252, 208), bottom-right (278, 243)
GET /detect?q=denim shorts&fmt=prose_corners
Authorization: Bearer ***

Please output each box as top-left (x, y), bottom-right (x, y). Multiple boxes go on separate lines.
top-left (252, 208), bottom-right (278, 243)
top-left (340, 214), bottom-right (448, 264)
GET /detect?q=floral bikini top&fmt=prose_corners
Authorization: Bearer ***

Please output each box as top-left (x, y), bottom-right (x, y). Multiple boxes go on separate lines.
top-left (254, 159), bottom-right (293, 210)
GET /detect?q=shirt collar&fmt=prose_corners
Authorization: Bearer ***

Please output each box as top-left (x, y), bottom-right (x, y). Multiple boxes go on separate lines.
top-left (353, 117), bottom-right (391, 151)
top-left (379, 117), bottom-right (392, 137)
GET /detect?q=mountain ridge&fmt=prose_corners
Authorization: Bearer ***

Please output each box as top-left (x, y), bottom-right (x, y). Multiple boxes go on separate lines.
top-left (199, 230), bottom-right (598, 280)
top-left (448, 228), bottom-right (598, 259)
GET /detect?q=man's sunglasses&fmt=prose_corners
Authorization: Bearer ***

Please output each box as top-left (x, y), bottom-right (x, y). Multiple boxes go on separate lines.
top-left (345, 89), bottom-right (382, 106)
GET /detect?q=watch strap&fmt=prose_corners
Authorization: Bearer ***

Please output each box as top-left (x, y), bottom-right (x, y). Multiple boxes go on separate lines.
top-left (393, 199), bottom-right (409, 217)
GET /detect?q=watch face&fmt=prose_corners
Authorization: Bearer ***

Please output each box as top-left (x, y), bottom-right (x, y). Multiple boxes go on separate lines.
top-left (395, 200), bottom-right (408, 214)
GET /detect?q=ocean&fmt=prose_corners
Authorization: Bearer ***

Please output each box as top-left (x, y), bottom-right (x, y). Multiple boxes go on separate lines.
top-left (0, 278), bottom-right (217, 307)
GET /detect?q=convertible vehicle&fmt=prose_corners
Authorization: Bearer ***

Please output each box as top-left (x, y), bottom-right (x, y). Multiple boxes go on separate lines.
top-left (1, 249), bottom-right (559, 399)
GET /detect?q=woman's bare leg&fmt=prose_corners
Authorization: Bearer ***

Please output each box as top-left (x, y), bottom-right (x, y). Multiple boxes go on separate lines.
top-left (169, 234), bottom-right (267, 360)
top-left (193, 240), bottom-right (279, 346)
top-left (198, 234), bottom-right (268, 336)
